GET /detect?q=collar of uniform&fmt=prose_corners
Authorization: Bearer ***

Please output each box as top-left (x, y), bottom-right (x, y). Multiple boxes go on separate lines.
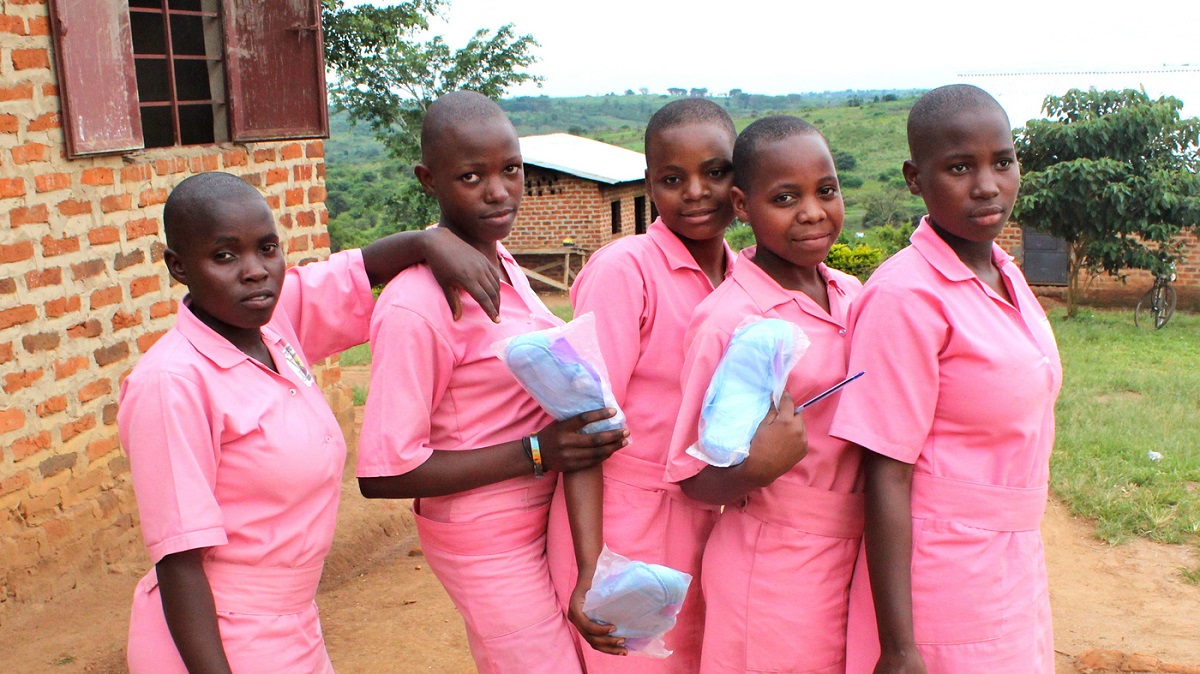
top-left (910, 216), bottom-right (1015, 284)
top-left (176, 295), bottom-right (277, 369)
top-left (733, 246), bottom-right (846, 314)
top-left (647, 218), bottom-right (735, 276)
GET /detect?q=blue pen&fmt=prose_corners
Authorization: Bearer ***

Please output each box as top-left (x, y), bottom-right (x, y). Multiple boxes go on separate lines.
top-left (795, 371), bottom-right (865, 412)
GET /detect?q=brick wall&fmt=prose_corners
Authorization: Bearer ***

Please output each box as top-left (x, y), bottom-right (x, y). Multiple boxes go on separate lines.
top-left (510, 167), bottom-right (648, 252)
top-left (0, 1), bottom-right (340, 615)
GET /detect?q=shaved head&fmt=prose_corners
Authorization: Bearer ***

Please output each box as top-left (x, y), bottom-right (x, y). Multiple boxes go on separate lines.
top-left (421, 91), bottom-right (512, 166)
top-left (163, 172), bottom-right (267, 253)
top-left (733, 115), bottom-right (824, 191)
top-left (908, 85), bottom-right (1010, 163)
top-left (645, 98), bottom-right (736, 165)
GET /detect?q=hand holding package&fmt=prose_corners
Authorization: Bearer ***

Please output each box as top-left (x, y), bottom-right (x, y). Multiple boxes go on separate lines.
top-left (582, 546), bottom-right (692, 658)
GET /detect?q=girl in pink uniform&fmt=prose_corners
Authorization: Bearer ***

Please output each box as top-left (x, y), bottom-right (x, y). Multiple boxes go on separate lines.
top-left (831, 85), bottom-right (1062, 674)
top-left (355, 91), bottom-right (628, 674)
top-left (666, 116), bottom-right (864, 674)
top-left (119, 171), bottom-right (503, 673)
top-left (545, 98), bottom-right (737, 671)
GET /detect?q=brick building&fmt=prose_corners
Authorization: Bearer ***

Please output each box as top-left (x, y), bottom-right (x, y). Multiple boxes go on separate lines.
top-left (509, 133), bottom-right (649, 289)
top-left (0, 0), bottom-right (346, 615)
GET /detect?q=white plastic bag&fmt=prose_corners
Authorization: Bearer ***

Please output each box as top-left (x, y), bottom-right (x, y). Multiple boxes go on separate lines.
top-left (687, 317), bottom-right (809, 467)
top-left (582, 546), bottom-right (692, 659)
top-left (493, 312), bottom-right (625, 433)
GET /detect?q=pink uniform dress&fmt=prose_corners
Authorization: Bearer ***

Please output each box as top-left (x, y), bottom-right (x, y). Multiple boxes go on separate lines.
top-left (545, 218), bottom-right (733, 673)
top-left (831, 219), bottom-right (1062, 674)
top-left (665, 248), bottom-right (865, 674)
top-left (356, 242), bottom-right (583, 674)
top-left (119, 250), bottom-right (373, 674)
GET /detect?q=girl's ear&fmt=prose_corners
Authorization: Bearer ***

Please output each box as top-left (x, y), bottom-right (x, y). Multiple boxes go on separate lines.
top-left (413, 164), bottom-right (436, 196)
top-left (163, 248), bottom-right (187, 286)
top-left (730, 185), bottom-right (750, 223)
top-left (902, 160), bottom-right (922, 196)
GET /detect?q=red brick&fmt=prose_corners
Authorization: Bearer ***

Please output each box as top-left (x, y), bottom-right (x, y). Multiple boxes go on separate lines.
top-left (293, 164), bottom-right (313, 181)
top-left (25, 267), bottom-right (61, 288)
top-left (27, 15), bottom-right (49, 36)
top-left (4, 368), bottom-right (44, 393)
top-left (265, 168), bottom-right (288, 185)
top-left (102, 403), bottom-right (118, 426)
top-left (94, 341), bottom-right (130, 367)
top-left (71, 258), bottom-right (105, 280)
top-left (57, 199), bottom-right (92, 216)
top-left (113, 249), bottom-right (144, 271)
top-left (10, 142), bottom-right (48, 164)
top-left (67, 319), bottom-right (101, 339)
top-left (223, 149), bottom-right (248, 167)
top-left (129, 275), bottom-right (159, 298)
top-left (78, 378), bottom-right (112, 403)
top-left (112, 309), bottom-right (142, 331)
top-left (126, 217), bottom-right (159, 240)
top-left (287, 235), bottom-right (310, 252)
top-left (42, 234), bottom-right (81, 257)
top-left (60, 414), bottom-right (97, 442)
top-left (22, 331), bottom-right (59, 352)
top-left (0, 114), bottom-right (16, 133)
top-left (150, 299), bottom-right (177, 318)
top-left (100, 194), bottom-right (131, 213)
top-left (265, 195), bottom-right (281, 209)
top-left (317, 163), bottom-right (325, 179)
top-left (0, 177), bottom-right (26, 198)
top-left (0, 82), bottom-right (33, 101)
top-left (254, 148), bottom-right (277, 162)
top-left (88, 226), bottom-right (120, 245)
top-left (91, 285), bottom-right (121, 308)
top-left (13, 432), bottom-right (51, 461)
top-left (78, 167), bottom-right (114, 185)
top-left (278, 213), bottom-right (293, 229)
top-left (0, 15), bottom-right (26, 35)
top-left (34, 172), bottom-right (70, 192)
top-left (0, 471), bottom-right (31, 498)
top-left (242, 172), bottom-right (262, 187)
top-left (11, 203), bottom-right (49, 226)
top-left (280, 143), bottom-right (303, 160)
top-left (305, 141), bottom-right (324, 158)
top-left (26, 112), bottom-right (59, 132)
top-left (0, 240), bottom-right (34, 263)
top-left (0, 342), bottom-right (12, 364)
top-left (139, 187), bottom-right (168, 207)
top-left (313, 232), bottom-right (330, 249)
top-left (87, 434), bottom-right (120, 462)
top-left (37, 395), bottom-right (67, 417)
top-left (137, 329), bottom-right (167, 353)
top-left (11, 47), bottom-right (48, 70)
top-left (296, 211), bottom-right (316, 228)
top-left (308, 186), bottom-right (327, 203)
top-left (121, 164), bottom-right (152, 183)
top-left (154, 157), bottom-right (187, 176)
top-left (0, 304), bottom-right (37, 329)
top-left (0, 407), bottom-right (24, 433)
top-left (284, 187), bottom-right (303, 206)
top-left (42, 83), bottom-right (57, 97)
top-left (55, 355), bottom-right (88, 379)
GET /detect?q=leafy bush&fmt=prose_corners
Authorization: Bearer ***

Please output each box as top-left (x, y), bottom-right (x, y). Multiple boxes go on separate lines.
top-left (839, 174), bottom-right (864, 189)
top-left (724, 222), bottom-right (756, 251)
top-left (825, 242), bottom-right (884, 279)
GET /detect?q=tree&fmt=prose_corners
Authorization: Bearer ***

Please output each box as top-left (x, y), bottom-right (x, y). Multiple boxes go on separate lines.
top-left (689, 87), bottom-right (708, 97)
top-left (667, 87), bottom-right (687, 96)
top-left (638, 87), bottom-right (649, 96)
top-left (1014, 88), bottom-right (1200, 316)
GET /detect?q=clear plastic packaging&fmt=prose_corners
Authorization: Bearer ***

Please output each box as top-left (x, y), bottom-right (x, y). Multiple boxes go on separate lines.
top-left (494, 312), bottom-right (625, 433)
top-left (582, 546), bottom-right (693, 659)
top-left (688, 317), bottom-right (809, 467)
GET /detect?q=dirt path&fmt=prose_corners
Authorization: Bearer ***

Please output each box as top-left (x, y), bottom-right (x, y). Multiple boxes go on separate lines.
top-left (5, 378), bottom-right (1199, 672)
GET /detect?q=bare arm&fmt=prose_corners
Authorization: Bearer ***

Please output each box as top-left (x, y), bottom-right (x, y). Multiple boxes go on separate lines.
top-left (680, 391), bottom-right (807, 506)
top-left (359, 409), bottom-right (628, 499)
top-left (155, 550), bottom-right (233, 674)
top-left (863, 451), bottom-right (927, 674)
top-left (360, 227), bottom-right (501, 321)
top-left (564, 465), bottom-right (625, 655)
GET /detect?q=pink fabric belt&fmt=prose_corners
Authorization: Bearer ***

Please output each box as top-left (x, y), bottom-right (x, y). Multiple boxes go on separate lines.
top-left (414, 500), bottom-right (550, 556)
top-left (604, 450), bottom-right (719, 511)
top-left (740, 482), bottom-right (865, 539)
top-left (910, 472), bottom-right (1048, 532)
top-left (204, 560), bottom-right (323, 615)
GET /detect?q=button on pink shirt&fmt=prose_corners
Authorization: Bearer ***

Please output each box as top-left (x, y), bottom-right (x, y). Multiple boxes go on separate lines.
top-left (120, 250), bottom-right (373, 673)
top-left (831, 219), bottom-right (1062, 673)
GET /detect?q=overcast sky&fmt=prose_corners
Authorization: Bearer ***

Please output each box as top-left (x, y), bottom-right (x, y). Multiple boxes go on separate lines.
top-left (409, 0), bottom-right (1200, 127)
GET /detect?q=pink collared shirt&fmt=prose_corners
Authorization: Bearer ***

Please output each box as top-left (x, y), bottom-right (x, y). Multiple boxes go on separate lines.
top-left (357, 242), bottom-right (562, 496)
top-left (665, 247), bottom-right (863, 494)
top-left (120, 249), bottom-right (373, 567)
top-left (571, 218), bottom-right (735, 464)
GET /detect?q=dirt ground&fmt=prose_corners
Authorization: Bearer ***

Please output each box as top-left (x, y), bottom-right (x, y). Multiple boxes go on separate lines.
top-left (5, 371), bottom-right (1200, 673)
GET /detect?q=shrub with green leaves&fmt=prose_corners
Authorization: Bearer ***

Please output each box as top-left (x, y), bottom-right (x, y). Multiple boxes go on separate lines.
top-left (825, 242), bottom-right (884, 279)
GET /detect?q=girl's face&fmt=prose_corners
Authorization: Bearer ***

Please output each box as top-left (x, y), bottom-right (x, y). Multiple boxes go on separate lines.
top-left (645, 121), bottom-right (735, 242)
top-left (903, 106), bottom-right (1019, 244)
top-left (164, 192), bottom-right (285, 339)
top-left (732, 133), bottom-right (843, 269)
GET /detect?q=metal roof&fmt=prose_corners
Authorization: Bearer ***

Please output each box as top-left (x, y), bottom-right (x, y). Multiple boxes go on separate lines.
top-left (519, 133), bottom-right (646, 185)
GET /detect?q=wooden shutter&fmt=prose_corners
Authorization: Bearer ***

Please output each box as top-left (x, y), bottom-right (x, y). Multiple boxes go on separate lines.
top-left (48, 0), bottom-right (144, 156)
top-left (222, 0), bottom-right (329, 141)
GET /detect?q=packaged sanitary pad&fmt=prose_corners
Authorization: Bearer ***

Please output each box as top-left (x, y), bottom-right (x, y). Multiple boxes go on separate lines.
top-left (583, 546), bottom-right (692, 659)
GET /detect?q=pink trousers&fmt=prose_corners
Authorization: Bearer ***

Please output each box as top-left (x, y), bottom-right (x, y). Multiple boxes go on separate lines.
top-left (415, 480), bottom-right (583, 674)
top-left (127, 560), bottom-right (332, 674)
top-left (546, 451), bottom-right (718, 674)
top-left (844, 473), bottom-right (1054, 674)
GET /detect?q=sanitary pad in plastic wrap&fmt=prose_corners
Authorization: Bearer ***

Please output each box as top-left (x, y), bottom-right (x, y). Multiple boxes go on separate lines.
top-left (687, 317), bottom-right (809, 467)
top-left (583, 546), bottom-right (692, 659)
top-left (494, 312), bottom-right (625, 433)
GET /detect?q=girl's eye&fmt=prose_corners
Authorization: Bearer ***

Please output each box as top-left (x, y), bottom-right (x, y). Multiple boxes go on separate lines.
top-left (461, 173), bottom-right (480, 183)
top-left (996, 158), bottom-right (1015, 169)
top-left (504, 164), bottom-right (522, 175)
top-left (772, 194), bottom-right (795, 205)
top-left (214, 252), bottom-right (234, 262)
top-left (708, 167), bottom-right (728, 179)
top-left (950, 164), bottom-right (969, 174)
top-left (819, 186), bottom-right (839, 197)
top-left (663, 175), bottom-right (681, 185)
top-left (262, 243), bottom-right (279, 254)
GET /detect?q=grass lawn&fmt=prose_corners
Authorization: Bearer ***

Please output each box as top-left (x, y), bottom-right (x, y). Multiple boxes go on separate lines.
top-left (1049, 307), bottom-right (1200, 564)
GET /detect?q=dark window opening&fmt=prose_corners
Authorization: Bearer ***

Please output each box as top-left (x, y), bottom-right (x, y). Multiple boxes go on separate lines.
top-left (650, 201), bottom-right (659, 224)
top-left (129, 0), bottom-right (226, 148)
top-left (634, 195), bottom-right (647, 234)
top-left (611, 201), bottom-right (622, 235)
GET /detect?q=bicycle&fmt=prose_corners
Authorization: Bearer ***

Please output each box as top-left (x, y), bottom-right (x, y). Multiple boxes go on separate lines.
top-left (1134, 267), bottom-right (1177, 330)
